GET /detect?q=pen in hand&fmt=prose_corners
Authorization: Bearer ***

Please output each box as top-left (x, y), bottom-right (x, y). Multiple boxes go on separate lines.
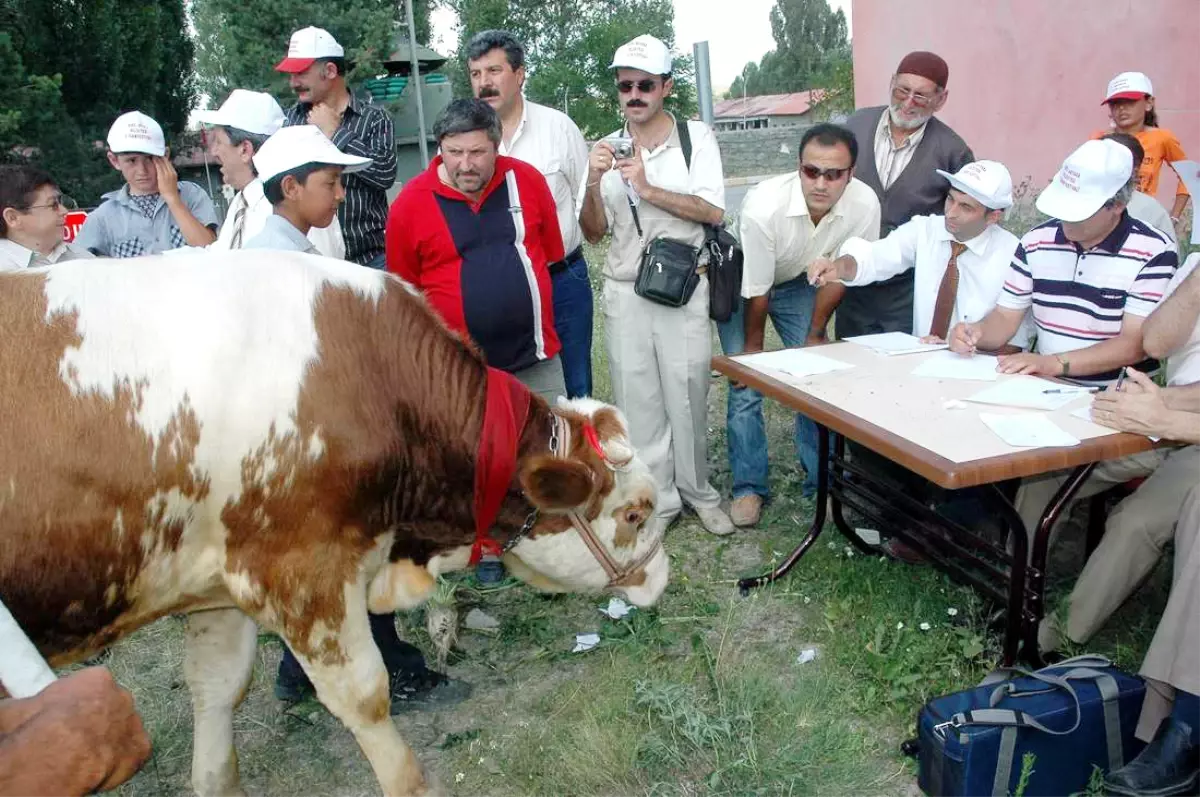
top-left (1114, 366), bottom-right (1128, 392)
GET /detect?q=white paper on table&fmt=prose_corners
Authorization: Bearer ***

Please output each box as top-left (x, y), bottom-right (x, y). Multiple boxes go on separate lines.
top-left (844, 332), bottom-right (948, 356)
top-left (963, 376), bottom-right (1084, 410)
top-left (735, 348), bottom-right (856, 379)
top-left (911, 351), bottom-right (1000, 381)
top-left (1169, 160), bottom-right (1200, 245)
top-left (979, 413), bottom-right (1081, 448)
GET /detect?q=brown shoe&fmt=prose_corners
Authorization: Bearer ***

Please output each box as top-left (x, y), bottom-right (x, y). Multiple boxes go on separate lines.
top-left (730, 495), bottom-right (763, 527)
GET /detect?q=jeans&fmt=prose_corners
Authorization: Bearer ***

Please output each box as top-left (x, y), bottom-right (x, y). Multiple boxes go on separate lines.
top-left (715, 275), bottom-right (820, 498)
top-left (361, 250), bottom-right (388, 271)
top-left (277, 612), bottom-right (430, 688)
top-left (551, 251), bottom-right (594, 399)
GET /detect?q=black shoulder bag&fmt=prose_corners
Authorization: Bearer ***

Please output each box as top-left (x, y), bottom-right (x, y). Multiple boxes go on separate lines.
top-left (629, 121), bottom-right (743, 319)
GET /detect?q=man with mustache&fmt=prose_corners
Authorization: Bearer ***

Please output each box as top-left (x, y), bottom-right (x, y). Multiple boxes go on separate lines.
top-left (830, 51), bottom-right (974, 339)
top-left (276, 26), bottom-right (396, 269)
top-left (467, 30), bottom-right (594, 400)
top-left (719, 123), bottom-right (880, 526)
top-left (579, 34), bottom-right (734, 536)
top-left (386, 99), bottom-right (567, 401)
top-left (196, 89), bottom-right (344, 256)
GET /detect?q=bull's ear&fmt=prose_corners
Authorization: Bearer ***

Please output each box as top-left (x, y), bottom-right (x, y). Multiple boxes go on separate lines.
top-left (520, 454), bottom-right (594, 510)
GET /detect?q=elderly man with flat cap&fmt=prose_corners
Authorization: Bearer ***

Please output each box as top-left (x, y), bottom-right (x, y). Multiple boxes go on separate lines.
top-left (824, 51), bottom-right (975, 341)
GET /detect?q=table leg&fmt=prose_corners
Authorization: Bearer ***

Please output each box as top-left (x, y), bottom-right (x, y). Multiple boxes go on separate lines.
top-left (736, 424), bottom-right (830, 595)
top-left (828, 434), bottom-right (889, 556)
top-left (986, 486), bottom-right (1028, 666)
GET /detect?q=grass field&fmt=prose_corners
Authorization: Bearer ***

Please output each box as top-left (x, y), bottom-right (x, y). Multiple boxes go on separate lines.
top-left (107, 242), bottom-right (1171, 796)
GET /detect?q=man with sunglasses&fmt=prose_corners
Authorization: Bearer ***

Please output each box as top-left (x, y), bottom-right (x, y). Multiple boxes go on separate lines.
top-left (579, 34), bottom-right (734, 537)
top-left (0, 165), bottom-right (93, 270)
top-left (718, 123), bottom-right (880, 526)
top-left (835, 51), bottom-right (974, 339)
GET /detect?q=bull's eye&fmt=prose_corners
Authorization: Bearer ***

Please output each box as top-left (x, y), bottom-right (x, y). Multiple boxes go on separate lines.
top-left (625, 510), bottom-right (641, 525)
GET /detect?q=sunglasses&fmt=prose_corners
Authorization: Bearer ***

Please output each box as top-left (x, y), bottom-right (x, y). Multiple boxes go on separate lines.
top-left (800, 164), bottom-right (850, 181)
top-left (617, 79), bottom-right (660, 94)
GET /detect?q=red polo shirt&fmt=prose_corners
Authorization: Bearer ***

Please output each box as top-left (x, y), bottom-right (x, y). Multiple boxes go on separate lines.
top-left (386, 154), bottom-right (564, 372)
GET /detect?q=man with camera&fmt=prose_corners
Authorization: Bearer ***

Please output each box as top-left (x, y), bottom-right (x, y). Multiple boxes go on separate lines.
top-left (579, 34), bottom-right (733, 536)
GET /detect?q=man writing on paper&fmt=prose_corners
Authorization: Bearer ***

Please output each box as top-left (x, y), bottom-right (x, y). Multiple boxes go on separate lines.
top-left (719, 123), bottom-right (880, 526)
top-left (947, 139), bottom-right (1178, 551)
top-left (808, 160), bottom-right (1025, 347)
top-left (1039, 251), bottom-right (1199, 654)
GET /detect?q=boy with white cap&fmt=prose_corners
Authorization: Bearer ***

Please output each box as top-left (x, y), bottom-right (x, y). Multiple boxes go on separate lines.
top-left (810, 159), bottom-right (1025, 345)
top-left (276, 26), bottom-right (396, 269)
top-left (948, 139), bottom-right (1179, 553)
top-left (76, 111), bottom-right (218, 257)
top-left (243, 125), bottom-right (368, 253)
top-left (196, 90), bottom-right (345, 256)
top-left (579, 33), bottom-right (734, 536)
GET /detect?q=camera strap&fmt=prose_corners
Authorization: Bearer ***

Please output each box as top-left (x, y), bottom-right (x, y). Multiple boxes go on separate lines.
top-left (624, 117), bottom-right (694, 244)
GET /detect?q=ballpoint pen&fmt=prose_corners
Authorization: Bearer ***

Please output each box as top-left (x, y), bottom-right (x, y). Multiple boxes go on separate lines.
top-left (1042, 386), bottom-right (1100, 394)
top-left (1115, 366), bottom-right (1128, 391)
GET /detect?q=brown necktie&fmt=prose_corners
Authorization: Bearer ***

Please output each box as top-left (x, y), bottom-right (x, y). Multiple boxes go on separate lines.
top-left (929, 241), bottom-right (967, 339)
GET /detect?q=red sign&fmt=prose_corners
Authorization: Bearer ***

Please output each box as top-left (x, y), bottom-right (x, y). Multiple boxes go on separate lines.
top-left (63, 211), bottom-right (88, 243)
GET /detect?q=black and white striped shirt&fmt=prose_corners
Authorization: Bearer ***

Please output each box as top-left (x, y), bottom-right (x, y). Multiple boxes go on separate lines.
top-left (285, 93), bottom-right (396, 266)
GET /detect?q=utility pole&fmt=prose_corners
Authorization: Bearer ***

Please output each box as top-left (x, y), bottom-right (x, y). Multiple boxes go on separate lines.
top-left (693, 41), bottom-right (714, 126)
top-left (399, 0), bottom-right (429, 166)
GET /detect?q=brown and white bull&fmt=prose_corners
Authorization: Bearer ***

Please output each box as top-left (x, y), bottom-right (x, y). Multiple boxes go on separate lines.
top-left (0, 252), bottom-right (667, 796)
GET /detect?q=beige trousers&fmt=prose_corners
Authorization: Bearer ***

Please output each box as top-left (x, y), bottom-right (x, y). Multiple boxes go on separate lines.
top-left (1136, 476), bottom-right (1200, 741)
top-left (603, 277), bottom-right (721, 521)
top-left (1056, 446), bottom-right (1200, 644)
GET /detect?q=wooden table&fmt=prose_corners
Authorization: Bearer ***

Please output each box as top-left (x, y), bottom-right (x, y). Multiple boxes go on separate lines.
top-left (713, 342), bottom-right (1156, 665)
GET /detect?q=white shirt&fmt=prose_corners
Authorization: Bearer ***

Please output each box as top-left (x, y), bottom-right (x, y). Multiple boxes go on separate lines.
top-left (210, 178), bottom-right (346, 258)
top-left (0, 238), bottom-right (93, 272)
top-left (874, 111), bottom-right (928, 190)
top-left (738, 173), bottom-right (880, 297)
top-left (1127, 191), bottom-right (1176, 245)
top-left (500, 99), bottom-right (588, 255)
top-left (840, 214), bottom-right (1028, 344)
top-left (1164, 253), bottom-right (1200, 386)
top-left (590, 116), bottom-right (725, 281)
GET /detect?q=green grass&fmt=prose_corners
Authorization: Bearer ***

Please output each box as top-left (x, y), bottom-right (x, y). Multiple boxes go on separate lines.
top-left (107, 242), bottom-right (1169, 796)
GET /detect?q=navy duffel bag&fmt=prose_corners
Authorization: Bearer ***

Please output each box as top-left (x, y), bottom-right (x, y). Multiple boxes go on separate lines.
top-left (917, 655), bottom-right (1146, 796)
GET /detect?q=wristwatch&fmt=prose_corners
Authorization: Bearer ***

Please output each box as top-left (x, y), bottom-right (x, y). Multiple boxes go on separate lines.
top-left (1054, 353), bottom-right (1070, 376)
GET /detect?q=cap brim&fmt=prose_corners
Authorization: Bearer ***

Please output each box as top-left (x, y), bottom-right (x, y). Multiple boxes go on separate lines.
top-left (1035, 180), bottom-right (1105, 223)
top-left (937, 170), bottom-right (1011, 210)
top-left (110, 144), bottom-right (166, 157)
top-left (1103, 91), bottom-right (1148, 104)
top-left (193, 109), bottom-right (229, 126)
top-left (275, 57), bottom-right (316, 73)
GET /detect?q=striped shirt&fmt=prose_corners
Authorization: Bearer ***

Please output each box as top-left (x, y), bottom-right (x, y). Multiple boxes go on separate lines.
top-left (285, 92), bottom-right (396, 266)
top-left (998, 213), bottom-right (1177, 383)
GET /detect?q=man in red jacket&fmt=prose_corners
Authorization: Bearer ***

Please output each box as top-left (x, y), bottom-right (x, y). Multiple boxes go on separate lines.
top-left (387, 98), bottom-right (566, 401)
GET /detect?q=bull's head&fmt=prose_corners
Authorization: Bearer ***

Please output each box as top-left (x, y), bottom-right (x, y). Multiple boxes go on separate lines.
top-left (503, 397), bottom-right (667, 608)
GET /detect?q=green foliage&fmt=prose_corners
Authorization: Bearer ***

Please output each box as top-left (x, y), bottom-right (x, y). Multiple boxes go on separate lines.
top-left (726, 0), bottom-right (851, 105)
top-left (0, 0), bottom-right (196, 205)
top-left (445, 0), bottom-right (696, 138)
top-left (192, 0), bottom-right (434, 104)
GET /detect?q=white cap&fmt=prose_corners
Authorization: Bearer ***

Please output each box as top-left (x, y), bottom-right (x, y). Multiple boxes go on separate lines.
top-left (107, 111), bottom-right (166, 157)
top-left (1103, 71), bottom-right (1154, 104)
top-left (1035, 140), bottom-right (1133, 223)
top-left (194, 90), bottom-right (285, 136)
top-left (276, 26), bottom-right (344, 73)
top-left (936, 160), bottom-right (1014, 210)
top-left (609, 35), bottom-right (672, 75)
top-left (253, 125), bottom-right (371, 184)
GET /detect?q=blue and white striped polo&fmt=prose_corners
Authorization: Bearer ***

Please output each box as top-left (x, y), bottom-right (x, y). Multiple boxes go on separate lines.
top-left (998, 213), bottom-right (1177, 384)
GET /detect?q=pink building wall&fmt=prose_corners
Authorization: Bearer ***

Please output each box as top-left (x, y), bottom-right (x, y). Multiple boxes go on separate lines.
top-left (851, 0), bottom-right (1200, 206)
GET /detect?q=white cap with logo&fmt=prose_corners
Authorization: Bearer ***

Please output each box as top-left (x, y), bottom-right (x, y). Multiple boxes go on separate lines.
top-left (253, 125), bottom-right (371, 184)
top-left (275, 26), bottom-right (344, 73)
top-left (935, 160), bottom-right (1014, 210)
top-left (107, 111), bottom-right (166, 157)
top-left (609, 35), bottom-right (673, 75)
top-left (1035, 140), bottom-right (1133, 223)
top-left (195, 90), bottom-right (285, 137)
top-left (1103, 72), bottom-right (1154, 104)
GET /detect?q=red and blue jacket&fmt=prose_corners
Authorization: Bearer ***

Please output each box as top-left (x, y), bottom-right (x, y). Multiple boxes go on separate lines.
top-left (386, 154), bottom-right (563, 372)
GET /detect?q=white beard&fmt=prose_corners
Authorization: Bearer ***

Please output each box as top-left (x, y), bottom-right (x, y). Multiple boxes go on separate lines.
top-left (888, 103), bottom-right (932, 131)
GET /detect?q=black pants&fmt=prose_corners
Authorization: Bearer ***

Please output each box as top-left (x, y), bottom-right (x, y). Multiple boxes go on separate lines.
top-left (277, 612), bottom-right (429, 687)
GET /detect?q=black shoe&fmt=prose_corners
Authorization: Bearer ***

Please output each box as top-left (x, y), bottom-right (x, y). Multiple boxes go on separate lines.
top-left (1104, 718), bottom-right (1199, 797)
top-left (389, 669), bottom-right (473, 714)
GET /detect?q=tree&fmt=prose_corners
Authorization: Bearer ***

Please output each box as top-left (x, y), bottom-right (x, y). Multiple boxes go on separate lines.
top-left (725, 0), bottom-right (850, 103)
top-left (192, 0), bottom-right (434, 105)
top-left (445, 0), bottom-right (696, 138)
top-left (0, 0), bottom-right (197, 205)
